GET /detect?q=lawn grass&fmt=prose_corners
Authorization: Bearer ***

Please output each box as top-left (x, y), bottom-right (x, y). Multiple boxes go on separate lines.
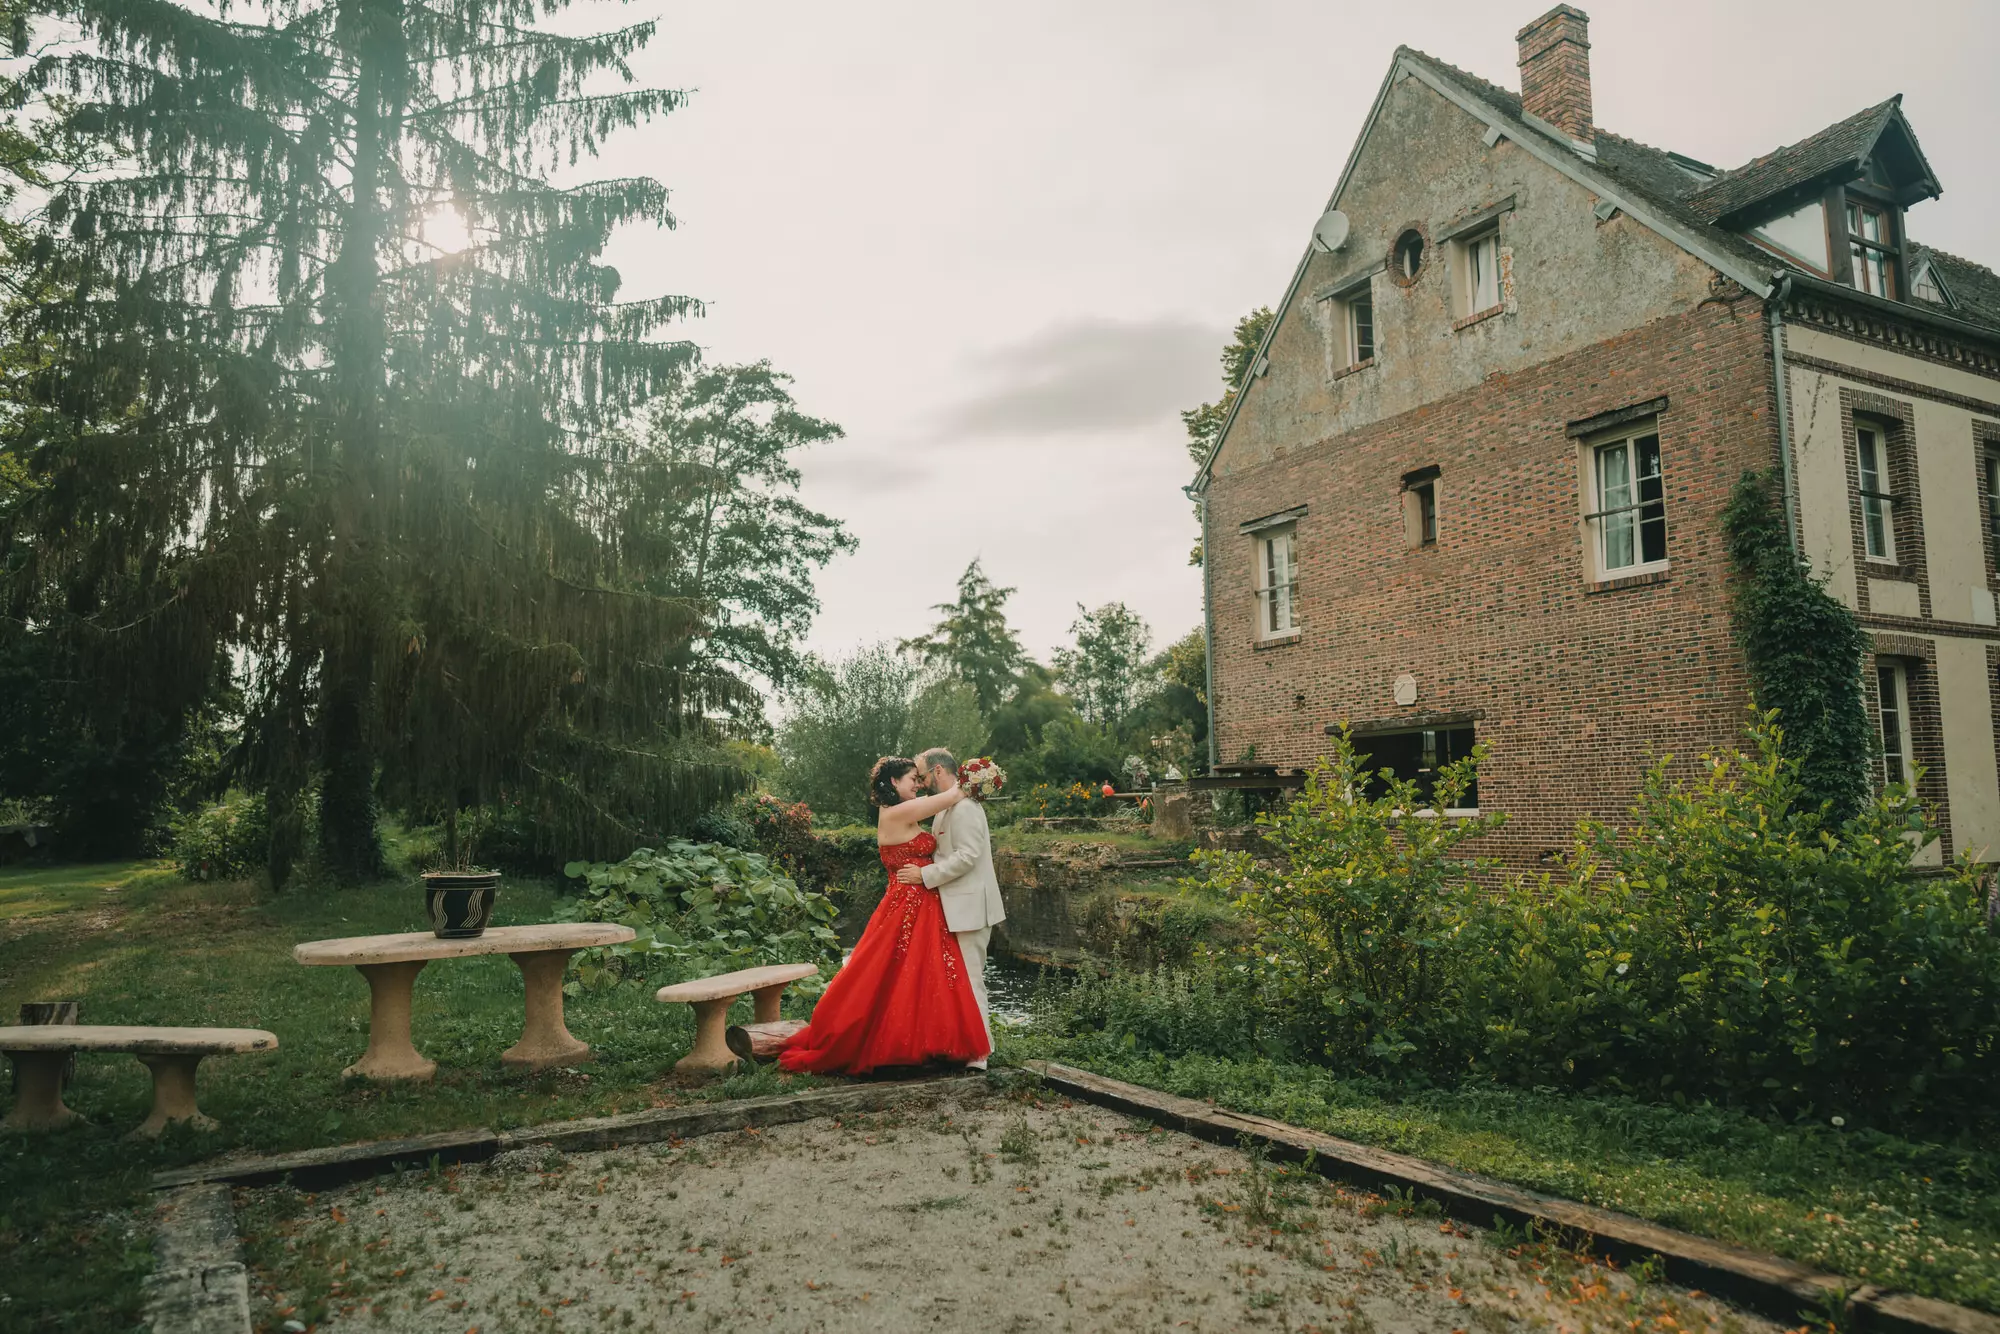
top-left (995, 1042), bottom-right (2000, 1316)
top-left (0, 858), bottom-right (175, 922)
top-left (0, 860), bottom-right (825, 1332)
top-left (991, 824), bottom-right (1168, 856)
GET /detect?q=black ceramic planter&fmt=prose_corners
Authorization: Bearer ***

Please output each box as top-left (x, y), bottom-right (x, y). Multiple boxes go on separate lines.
top-left (423, 870), bottom-right (500, 939)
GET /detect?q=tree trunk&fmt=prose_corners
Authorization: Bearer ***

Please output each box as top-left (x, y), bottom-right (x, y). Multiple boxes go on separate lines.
top-left (318, 662), bottom-right (384, 883)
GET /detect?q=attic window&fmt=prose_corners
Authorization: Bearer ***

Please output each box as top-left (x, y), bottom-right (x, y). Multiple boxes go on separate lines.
top-left (1911, 262), bottom-right (1949, 305)
top-left (1394, 230), bottom-right (1427, 283)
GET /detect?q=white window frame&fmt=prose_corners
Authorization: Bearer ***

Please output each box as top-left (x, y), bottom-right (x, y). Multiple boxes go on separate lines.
top-left (1856, 422), bottom-right (1896, 562)
top-left (1581, 424), bottom-right (1668, 579)
top-left (1255, 526), bottom-right (1297, 638)
top-left (1985, 450), bottom-right (2000, 572)
top-left (1875, 659), bottom-right (1915, 789)
top-left (1320, 281), bottom-right (1375, 371)
top-left (1455, 226), bottom-right (1502, 317)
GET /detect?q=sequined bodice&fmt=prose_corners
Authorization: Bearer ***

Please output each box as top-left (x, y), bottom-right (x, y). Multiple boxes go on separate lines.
top-left (878, 832), bottom-right (937, 872)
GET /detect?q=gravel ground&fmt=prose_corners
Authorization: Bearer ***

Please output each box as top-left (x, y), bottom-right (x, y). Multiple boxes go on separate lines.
top-left (236, 1080), bottom-right (1792, 1334)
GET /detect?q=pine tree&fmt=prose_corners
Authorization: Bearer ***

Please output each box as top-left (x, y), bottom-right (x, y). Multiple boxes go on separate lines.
top-left (9, 0), bottom-right (733, 878)
top-left (900, 559), bottom-right (1026, 718)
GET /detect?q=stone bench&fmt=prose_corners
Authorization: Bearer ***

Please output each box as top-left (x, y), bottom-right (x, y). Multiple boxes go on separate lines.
top-left (655, 964), bottom-right (820, 1072)
top-left (0, 1025), bottom-right (278, 1136)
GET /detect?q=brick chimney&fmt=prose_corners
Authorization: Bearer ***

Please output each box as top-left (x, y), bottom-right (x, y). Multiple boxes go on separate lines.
top-left (1517, 5), bottom-right (1593, 143)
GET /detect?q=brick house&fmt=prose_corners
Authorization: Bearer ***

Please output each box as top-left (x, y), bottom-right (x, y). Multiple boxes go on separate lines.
top-left (1191, 5), bottom-right (2000, 870)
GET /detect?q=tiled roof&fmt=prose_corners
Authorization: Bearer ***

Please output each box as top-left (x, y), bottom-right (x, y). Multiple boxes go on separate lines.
top-left (1911, 244), bottom-right (2000, 329)
top-left (1393, 48), bottom-right (1999, 339)
top-left (1683, 99), bottom-right (1902, 223)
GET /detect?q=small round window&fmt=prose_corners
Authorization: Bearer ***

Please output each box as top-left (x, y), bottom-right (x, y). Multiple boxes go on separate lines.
top-left (1394, 229), bottom-right (1426, 281)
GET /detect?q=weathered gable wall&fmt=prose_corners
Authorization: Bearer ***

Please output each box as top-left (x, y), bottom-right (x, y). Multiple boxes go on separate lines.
top-left (1214, 71), bottom-right (1720, 483)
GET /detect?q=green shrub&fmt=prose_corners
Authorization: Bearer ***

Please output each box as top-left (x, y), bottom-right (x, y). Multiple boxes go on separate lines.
top-left (1464, 714), bottom-right (2000, 1124)
top-left (1056, 715), bottom-right (2000, 1128)
top-left (1028, 961), bottom-right (1272, 1062)
top-left (1196, 729), bottom-right (1506, 1069)
top-left (170, 793), bottom-right (271, 882)
top-left (558, 840), bottom-right (842, 992)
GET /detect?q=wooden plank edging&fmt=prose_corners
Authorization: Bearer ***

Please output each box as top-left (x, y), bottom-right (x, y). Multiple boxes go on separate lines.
top-left (1025, 1061), bottom-right (2000, 1334)
top-left (149, 1073), bottom-right (982, 1193)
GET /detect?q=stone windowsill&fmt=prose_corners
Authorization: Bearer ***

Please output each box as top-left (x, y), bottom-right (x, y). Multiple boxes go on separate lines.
top-left (1254, 632), bottom-right (1303, 651)
top-left (1452, 304), bottom-right (1506, 332)
top-left (1329, 357), bottom-right (1376, 383)
top-left (1585, 566), bottom-right (1670, 595)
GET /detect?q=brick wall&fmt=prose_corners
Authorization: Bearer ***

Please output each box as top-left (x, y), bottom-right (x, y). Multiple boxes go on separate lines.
top-left (1206, 293), bottom-right (1777, 869)
top-left (1516, 5), bottom-right (1593, 142)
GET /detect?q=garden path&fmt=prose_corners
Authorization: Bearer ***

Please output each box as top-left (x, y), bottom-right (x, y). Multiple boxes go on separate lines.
top-left (238, 1083), bottom-right (1788, 1334)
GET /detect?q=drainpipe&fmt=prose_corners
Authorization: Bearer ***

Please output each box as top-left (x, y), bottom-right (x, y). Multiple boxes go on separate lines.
top-left (1766, 273), bottom-right (1801, 556)
top-left (1186, 481), bottom-right (1218, 770)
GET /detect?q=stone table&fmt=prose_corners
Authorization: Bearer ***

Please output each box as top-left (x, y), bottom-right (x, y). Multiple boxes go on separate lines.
top-left (0, 1025), bottom-right (278, 1135)
top-left (293, 924), bottom-right (634, 1080)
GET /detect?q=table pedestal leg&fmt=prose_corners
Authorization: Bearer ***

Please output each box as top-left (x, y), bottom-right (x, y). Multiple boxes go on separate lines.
top-left (2, 1050), bottom-right (80, 1130)
top-left (502, 950), bottom-right (590, 1071)
top-left (132, 1054), bottom-right (216, 1137)
top-left (676, 997), bottom-right (740, 1073)
top-left (751, 984), bottom-right (787, 1024)
top-left (347, 961), bottom-right (436, 1081)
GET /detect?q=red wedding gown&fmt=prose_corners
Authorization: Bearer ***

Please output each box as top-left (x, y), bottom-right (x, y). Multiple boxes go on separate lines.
top-left (778, 832), bottom-right (990, 1075)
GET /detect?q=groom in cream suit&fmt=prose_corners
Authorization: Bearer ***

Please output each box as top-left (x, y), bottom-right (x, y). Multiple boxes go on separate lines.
top-left (894, 746), bottom-right (1005, 1069)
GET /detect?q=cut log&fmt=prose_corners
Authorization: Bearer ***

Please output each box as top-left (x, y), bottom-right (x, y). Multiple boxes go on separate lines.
top-left (726, 1020), bottom-right (807, 1063)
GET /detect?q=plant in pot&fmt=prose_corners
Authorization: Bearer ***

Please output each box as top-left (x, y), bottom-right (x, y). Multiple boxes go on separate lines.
top-left (423, 805), bottom-right (499, 939)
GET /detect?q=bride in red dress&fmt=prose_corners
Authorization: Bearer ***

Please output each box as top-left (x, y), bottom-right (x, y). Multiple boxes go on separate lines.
top-left (778, 757), bottom-right (990, 1075)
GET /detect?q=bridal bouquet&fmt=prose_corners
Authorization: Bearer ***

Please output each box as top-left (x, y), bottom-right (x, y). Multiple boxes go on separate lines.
top-left (957, 757), bottom-right (1006, 801)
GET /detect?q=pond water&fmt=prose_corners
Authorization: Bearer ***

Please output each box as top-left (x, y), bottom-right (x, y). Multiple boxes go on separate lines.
top-left (984, 951), bottom-right (1045, 1024)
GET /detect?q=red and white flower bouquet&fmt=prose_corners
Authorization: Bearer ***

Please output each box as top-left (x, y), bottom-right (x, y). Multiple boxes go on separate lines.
top-left (957, 756), bottom-right (1006, 801)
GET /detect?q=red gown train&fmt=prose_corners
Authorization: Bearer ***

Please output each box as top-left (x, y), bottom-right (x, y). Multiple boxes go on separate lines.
top-left (778, 832), bottom-right (990, 1075)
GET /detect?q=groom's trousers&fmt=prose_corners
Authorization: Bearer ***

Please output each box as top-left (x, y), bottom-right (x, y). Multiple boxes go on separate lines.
top-left (955, 925), bottom-right (993, 1047)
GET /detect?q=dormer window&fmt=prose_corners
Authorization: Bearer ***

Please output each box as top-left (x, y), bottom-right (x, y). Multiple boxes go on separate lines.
top-left (1910, 260), bottom-right (1950, 305)
top-left (1845, 199), bottom-right (1897, 298)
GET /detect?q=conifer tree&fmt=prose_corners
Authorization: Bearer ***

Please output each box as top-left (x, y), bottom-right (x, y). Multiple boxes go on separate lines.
top-left (901, 559), bottom-right (1026, 717)
top-left (8, 0), bottom-right (732, 878)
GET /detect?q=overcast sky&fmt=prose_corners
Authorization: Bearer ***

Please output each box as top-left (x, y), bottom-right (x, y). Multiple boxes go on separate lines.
top-left (589, 0), bottom-right (2000, 674)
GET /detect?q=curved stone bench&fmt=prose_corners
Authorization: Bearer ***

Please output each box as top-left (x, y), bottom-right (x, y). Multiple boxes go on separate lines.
top-left (655, 964), bottom-right (820, 1072)
top-left (0, 1025), bottom-right (278, 1136)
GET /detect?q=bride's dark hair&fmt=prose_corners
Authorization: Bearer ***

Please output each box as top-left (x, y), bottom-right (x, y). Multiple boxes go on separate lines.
top-left (869, 756), bottom-right (917, 809)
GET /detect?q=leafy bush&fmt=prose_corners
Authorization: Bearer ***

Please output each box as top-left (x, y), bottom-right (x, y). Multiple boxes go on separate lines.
top-left (689, 805), bottom-right (756, 850)
top-left (1028, 961), bottom-right (1272, 1062)
top-left (170, 793), bottom-right (271, 882)
top-left (1196, 730), bottom-right (1506, 1069)
top-left (558, 841), bottom-right (841, 992)
top-left (1074, 716), bottom-right (2000, 1128)
top-left (1463, 716), bottom-right (2000, 1123)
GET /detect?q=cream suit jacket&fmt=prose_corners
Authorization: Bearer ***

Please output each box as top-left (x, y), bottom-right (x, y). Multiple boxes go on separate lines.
top-left (921, 798), bottom-right (1005, 933)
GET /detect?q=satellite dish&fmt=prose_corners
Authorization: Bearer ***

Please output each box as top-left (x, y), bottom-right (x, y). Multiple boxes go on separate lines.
top-left (1311, 208), bottom-right (1351, 254)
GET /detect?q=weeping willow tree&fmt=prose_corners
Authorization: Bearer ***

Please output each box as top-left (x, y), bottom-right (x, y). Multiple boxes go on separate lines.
top-left (5, 0), bottom-right (741, 879)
